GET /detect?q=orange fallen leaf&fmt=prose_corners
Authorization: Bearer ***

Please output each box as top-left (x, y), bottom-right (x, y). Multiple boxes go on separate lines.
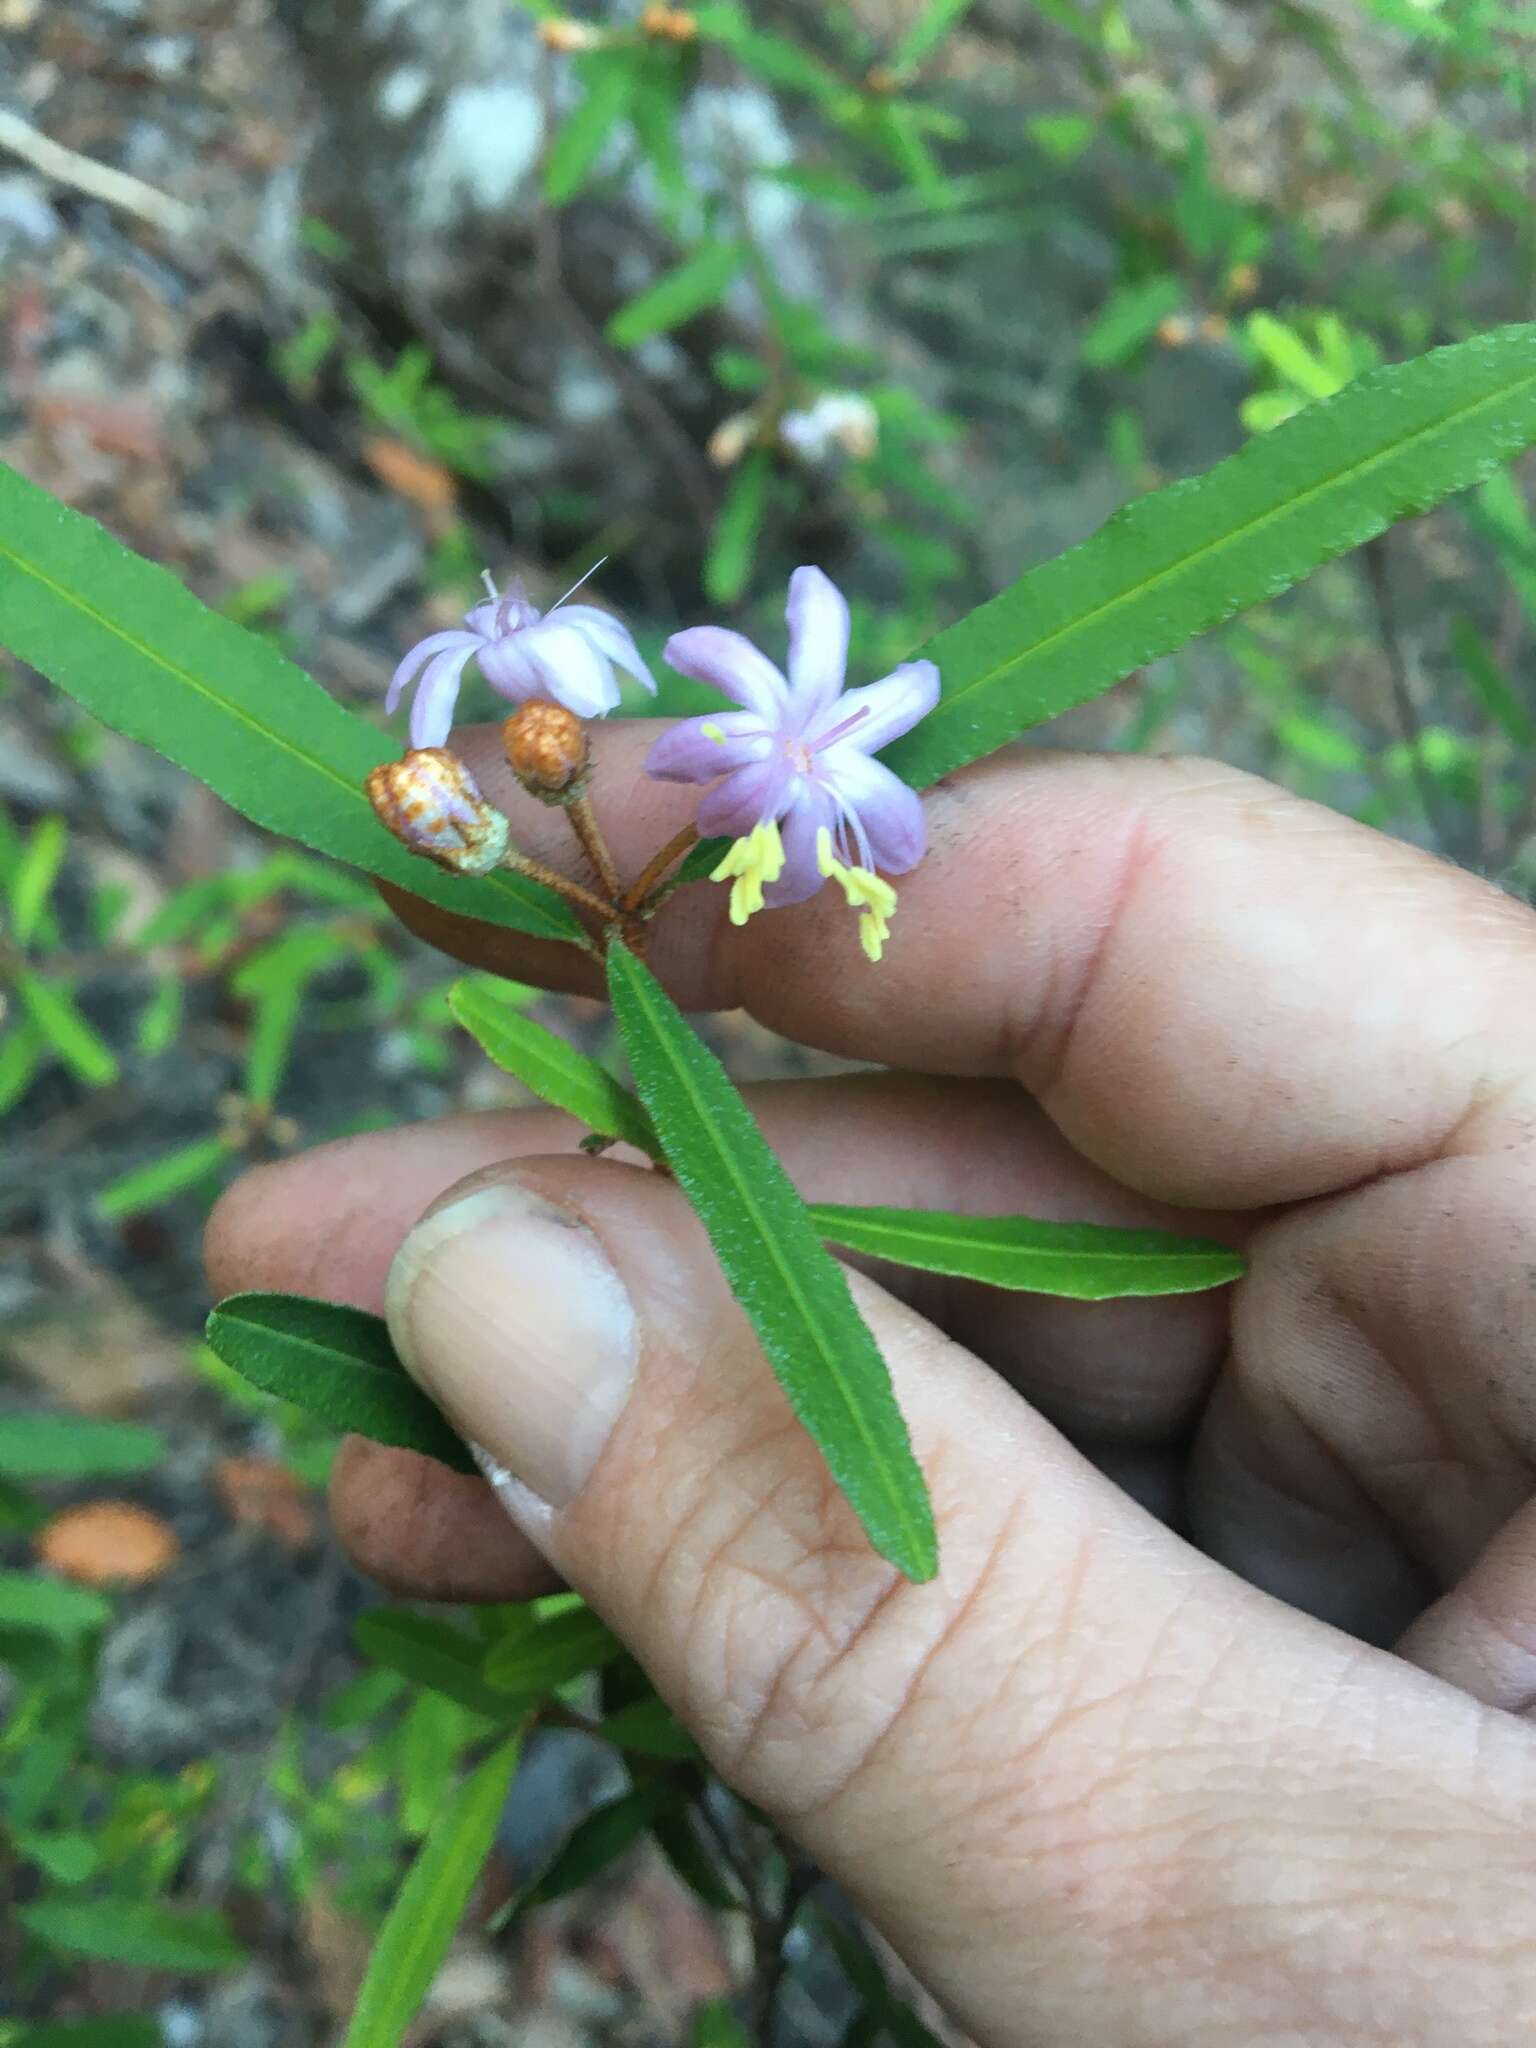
top-left (361, 435), bottom-right (458, 516)
top-left (37, 1501), bottom-right (180, 1586)
top-left (214, 1455), bottom-right (316, 1551)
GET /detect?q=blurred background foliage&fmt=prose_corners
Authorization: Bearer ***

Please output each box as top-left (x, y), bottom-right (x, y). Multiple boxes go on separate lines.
top-left (0, 0), bottom-right (1532, 2040)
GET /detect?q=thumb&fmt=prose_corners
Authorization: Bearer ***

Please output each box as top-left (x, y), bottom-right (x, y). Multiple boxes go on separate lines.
top-left (383, 1158), bottom-right (1532, 2048)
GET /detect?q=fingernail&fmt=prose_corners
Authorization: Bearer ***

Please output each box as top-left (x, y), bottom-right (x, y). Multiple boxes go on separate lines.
top-left (385, 1180), bottom-right (638, 1509)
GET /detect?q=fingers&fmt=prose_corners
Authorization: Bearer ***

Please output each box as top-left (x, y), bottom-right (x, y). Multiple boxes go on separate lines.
top-left (204, 1079), bottom-right (1237, 1599)
top-left (384, 1152), bottom-right (1536, 2048)
top-left (398, 721), bottom-right (1536, 1210)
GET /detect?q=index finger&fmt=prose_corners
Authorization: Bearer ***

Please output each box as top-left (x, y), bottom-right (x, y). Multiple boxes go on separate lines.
top-left (390, 719), bottom-right (1536, 1209)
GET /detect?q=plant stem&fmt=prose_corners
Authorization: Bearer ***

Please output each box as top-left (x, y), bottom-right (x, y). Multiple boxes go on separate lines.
top-left (748, 1856), bottom-right (817, 2048)
top-left (501, 851), bottom-right (616, 925)
top-left (567, 792), bottom-right (625, 905)
top-left (625, 824), bottom-right (700, 912)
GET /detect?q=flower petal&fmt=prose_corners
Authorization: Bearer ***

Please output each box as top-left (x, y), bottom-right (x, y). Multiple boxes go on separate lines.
top-left (822, 751), bottom-right (926, 873)
top-left (644, 712), bottom-right (771, 784)
top-left (387, 631), bottom-right (477, 715)
top-left (407, 644), bottom-right (479, 749)
top-left (475, 634), bottom-right (542, 702)
top-left (517, 621), bottom-right (622, 718)
top-left (663, 627), bottom-right (789, 724)
top-left (557, 605), bottom-right (658, 695)
top-left (784, 566), bottom-right (850, 719)
top-left (815, 659), bottom-right (940, 757)
top-left (763, 780), bottom-right (838, 907)
top-left (697, 753), bottom-right (794, 839)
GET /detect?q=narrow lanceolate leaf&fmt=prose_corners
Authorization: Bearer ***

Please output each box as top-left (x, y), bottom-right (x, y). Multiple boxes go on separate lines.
top-left (606, 241), bottom-right (745, 348)
top-left (0, 1570), bottom-right (111, 1640)
top-left (17, 973), bottom-right (118, 1088)
top-left (7, 2018), bottom-right (164, 2046)
top-left (519, 1781), bottom-right (674, 1912)
top-left (18, 1899), bottom-right (247, 1973)
top-left (544, 52), bottom-right (635, 204)
top-left (606, 944), bottom-right (937, 1582)
top-left (342, 1735), bottom-right (522, 2048)
top-left (204, 1293), bottom-right (473, 1474)
top-left (885, 325), bottom-right (1536, 790)
top-left (355, 1609), bottom-right (527, 1722)
top-left (0, 462), bottom-right (581, 947)
top-left (808, 1205), bottom-right (1245, 1300)
top-left (0, 1415), bottom-right (166, 1480)
top-left (448, 976), bottom-right (660, 1156)
top-left (481, 1601), bottom-right (623, 1693)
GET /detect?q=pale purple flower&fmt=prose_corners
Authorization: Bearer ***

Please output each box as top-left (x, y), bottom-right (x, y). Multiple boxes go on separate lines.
top-left (387, 567), bottom-right (656, 748)
top-left (644, 566), bottom-right (939, 910)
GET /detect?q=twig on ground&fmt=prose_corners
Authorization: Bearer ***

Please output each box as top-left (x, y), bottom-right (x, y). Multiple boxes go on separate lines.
top-left (0, 109), bottom-right (196, 239)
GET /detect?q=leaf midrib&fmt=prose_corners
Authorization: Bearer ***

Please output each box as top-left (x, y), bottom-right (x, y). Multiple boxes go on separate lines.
top-left (615, 951), bottom-right (930, 1571)
top-left (917, 347), bottom-right (1536, 749)
top-left (811, 1208), bottom-right (1235, 1267)
top-left (0, 508), bottom-right (561, 932)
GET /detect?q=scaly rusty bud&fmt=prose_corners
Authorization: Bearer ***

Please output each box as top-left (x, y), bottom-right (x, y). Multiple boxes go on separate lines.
top-left (641, 4), bottom-right (698, 41)
top-left (503, 700), bottom-right (590, 803)
top-left (538, 17), bottom-right (608, 52)
top-left (365, 748), bottom-right (512, 875)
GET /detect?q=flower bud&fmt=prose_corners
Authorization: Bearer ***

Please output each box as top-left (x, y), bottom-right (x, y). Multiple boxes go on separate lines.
top-left (707, 411), bottom-right (758, 469)
top-left (641, 4), bottom-right (698, 41)
top-left (503, 700), bottom-right (590, 802)
top-left (366, 749), bottom-right (512, 876)
top-left (538, 17), bottom-right (608, 52)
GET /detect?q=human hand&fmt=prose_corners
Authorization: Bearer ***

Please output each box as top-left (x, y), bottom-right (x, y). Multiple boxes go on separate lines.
top-left (207, 725), bottom-right (1536, 2047)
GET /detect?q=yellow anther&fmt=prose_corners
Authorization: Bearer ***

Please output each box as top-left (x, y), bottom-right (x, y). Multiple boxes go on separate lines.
top-left (815, 827), bottom-right (897, 962)
top-left (700, 721), bottom-right (727, 742)
top-left (711, 820), bottom-right (785, 926)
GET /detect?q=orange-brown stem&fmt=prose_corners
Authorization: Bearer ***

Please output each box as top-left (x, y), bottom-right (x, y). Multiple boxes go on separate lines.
top-left (623, 823), bottom-right (700, 913)
top-left (567, 792), bottom-right (624, 905)
top-left (502, 852), bottom-right (616, 926)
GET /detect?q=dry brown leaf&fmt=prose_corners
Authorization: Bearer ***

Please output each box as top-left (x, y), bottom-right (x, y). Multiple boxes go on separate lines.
top-left (361, 435), bottom-right (458, 515)
top-left (37, 1500), bottom-right (180, 1586)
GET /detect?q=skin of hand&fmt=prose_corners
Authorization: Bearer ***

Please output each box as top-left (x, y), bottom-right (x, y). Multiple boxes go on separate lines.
top-left (206, 723), bottom-right (1536, 2048)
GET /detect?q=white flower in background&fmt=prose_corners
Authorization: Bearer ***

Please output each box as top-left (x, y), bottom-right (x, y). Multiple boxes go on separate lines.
top-left (778, 391), bottom-right (880, 465)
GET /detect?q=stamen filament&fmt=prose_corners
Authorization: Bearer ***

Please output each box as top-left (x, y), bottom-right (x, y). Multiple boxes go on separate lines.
top-left (809, 704), bottom-right (873, 753)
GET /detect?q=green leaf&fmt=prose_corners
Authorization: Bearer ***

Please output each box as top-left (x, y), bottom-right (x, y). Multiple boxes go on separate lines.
top-left (655, 1808), bottom-right (739, 1911)
top-left (1450, 616), bottom-right (1536, 749)
top-left (95, 1136), bottom-right (235, 1222)
top-left (544, 54), bottom-right (635, 205)
top-left (342, 1735), bottom-right (522, 2048)
top-left (0, 462), bottom-right (582, 948)
top-left (606, 242), bottom-right (746, 348)
top-left (891, 0), bottom-right (976, 73)
top-left (887, 326), bottom-right (1536, 791)
top-left (693, 1999), bottom-right (750, 2048)
top-left (704, 449), bottom-right (771, 606)
top-left (0, 1416), bottom-right (166, 1480)
top-left (5, 2021), bottom-right (163, 2047)
top-left (809, 1205), bottom-right (1244, 1299)
top-left (0, 1018), bottom-right (45, 1115)
top-left (204, 1293), bottom-right (474, 1474)
top-left (481, 1601), bottom-right (623, 1692)
top-left (0, 1571), bottom-right (111, 1640)
top-left (448, 976), bottom-right (659, 1155)
top-left (14, 1826), bottom-right (102, 1884)
top-left (19, 1899), bottom-right (247, 1973)
top-left (16, 973), bottom-right (118, 1088)
top-left (9, 812), bottom-right (67, 948)
top-left (354, 1609), bottom-right (528, 1721)
top-left (520, 1781), bottom-right (673, 1911)
top-left (606, 944), bottom-right (937, 1582)
top-left (598, 1694), bottom-right (701, 1761)
top-left (1080, 276), bottom-right (1184, 370)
